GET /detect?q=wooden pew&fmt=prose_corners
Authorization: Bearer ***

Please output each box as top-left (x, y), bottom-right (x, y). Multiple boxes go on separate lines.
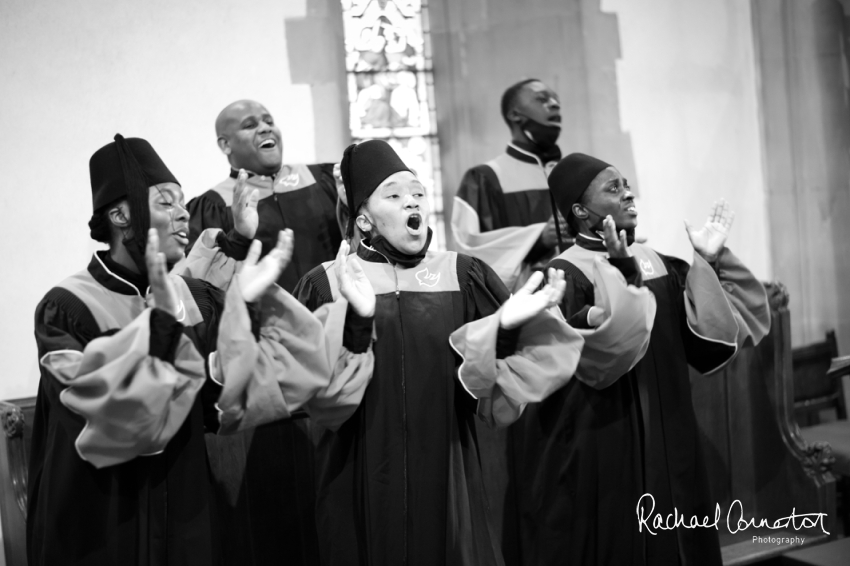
top-left (691, 284), bottom-right (838, 565)
top-left (0, 397), bottom-right (35, 566)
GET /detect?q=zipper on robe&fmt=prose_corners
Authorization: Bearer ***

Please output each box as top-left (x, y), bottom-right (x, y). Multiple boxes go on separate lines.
top-left (392, 263), bottom-right (409, 565)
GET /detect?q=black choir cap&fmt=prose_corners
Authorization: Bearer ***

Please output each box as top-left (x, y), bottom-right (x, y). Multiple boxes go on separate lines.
top-left (547, 152), bottom-right (612, 218)
top-left (89, 134), bottom-right (180, 213)
top-left (341, 139), bottom-right (411, 237)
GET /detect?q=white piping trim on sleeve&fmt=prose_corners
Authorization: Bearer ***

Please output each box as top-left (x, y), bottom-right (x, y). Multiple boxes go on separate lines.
top-left (684, 317), bottom-right (738, 348)
top-left (47, 348), bottom-right (171, 465)
top-left (214, 402), bottom-right (225, 434)
top-left (139, 449), bottom-right (165, 457)
top-left (448, 334), bottom-right (478, 400)
top-left (208, 351), bottom-right (223, 386)
top-left (684, 294), bottom-right (739, 375)
top-left (452, 195), bottom-right (483, 223)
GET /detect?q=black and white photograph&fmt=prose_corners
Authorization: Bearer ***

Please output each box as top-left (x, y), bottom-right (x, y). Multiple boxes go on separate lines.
top-left (1, 0), bottom-right (849, 565)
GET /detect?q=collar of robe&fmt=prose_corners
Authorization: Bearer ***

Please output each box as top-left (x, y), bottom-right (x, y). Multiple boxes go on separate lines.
top-left (230, 168), bottom-right (259, 179)
top-left (575, 229), bottom-right (636, 253)
top-left (358, 228), bottom-right (433, 268)
top-left (507, 142), bottom-right (562, 167)
top-left (90, 250), bottom-right (150, 296)
top-left (229, 165), bottom-right (316, 195)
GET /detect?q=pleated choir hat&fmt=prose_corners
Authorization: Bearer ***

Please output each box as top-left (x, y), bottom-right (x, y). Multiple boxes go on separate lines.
top-left (340, 139), bottom-right (411, 237)
top-left (547, 152), bottom-right (612, 217)
top-left (89, 134), bottom-right (179, 213)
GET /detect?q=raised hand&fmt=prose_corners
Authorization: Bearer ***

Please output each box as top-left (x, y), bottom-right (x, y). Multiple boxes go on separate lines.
top-left (146, 228), bottom-right (180, 318)
top-left (685, 198), bottom-right (735, 262)
top-left (335, 240), bottom-right (376, 317)
top-left (232, 169), bottom-right (260, 240)
top-left (601, 215), bottom-right (630, 258)
top-left (238, 229), bottom-right (293, 302)
top-left (500, 268), bottom-right (567, 330)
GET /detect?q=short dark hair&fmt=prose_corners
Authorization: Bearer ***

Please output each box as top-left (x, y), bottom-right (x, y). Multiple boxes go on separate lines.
top-left (500, 78), bottom-right (540, 125)
top-left (88, 198), bottom-right (124, 244)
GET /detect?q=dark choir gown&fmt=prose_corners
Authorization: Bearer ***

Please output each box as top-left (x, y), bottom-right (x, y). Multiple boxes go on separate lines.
top-left (452, 144), bottom-right (559, 291)
top-left (511, 234), bottom-right (771, 566)
top-left (184, 163), bottom-right (342, 565)
top-left (294, 242), bottom-right (582, 566)
top-left (186, 163), bottom-right (342, 293)
top-left (30, 250), bottom-right (336, 566)
top-left (29, 252), bottom-right (225, 566)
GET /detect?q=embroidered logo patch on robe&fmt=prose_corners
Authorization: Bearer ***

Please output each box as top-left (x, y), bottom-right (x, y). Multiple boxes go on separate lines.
top-left (639, 259), bottom-right (655, 276)
top-left (416, 267), bottom-right (441, 287)
top-left (279, 173), bottom-right (300, 187)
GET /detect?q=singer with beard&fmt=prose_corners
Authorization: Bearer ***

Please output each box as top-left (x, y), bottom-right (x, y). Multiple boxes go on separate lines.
top-left (509, 153), bottom-right (772, 566)
top-left (293, 140), bottom-right (586, 566)
top-left (452, 79), bottom-right (567, 291)
top-left (28, 135), bottom-right (358, 565)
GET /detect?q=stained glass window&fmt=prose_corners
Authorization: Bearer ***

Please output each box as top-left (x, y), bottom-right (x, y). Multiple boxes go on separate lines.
top-left (341, 0), bottom-right (445, 250)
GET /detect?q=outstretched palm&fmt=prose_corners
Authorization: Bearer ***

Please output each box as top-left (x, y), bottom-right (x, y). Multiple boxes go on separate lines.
top-left (685, 199), bottom-right (735, 262)
top-left (500, 268), bottom-right (566, 330)
top-left (232, 169), bottom-right (260, 240)
top-left (238, 229), bottom-right (293, 302)
top-left (336, 241), bottom-right (376, 317)
top-left (146, 228), bottom-right (180, 318)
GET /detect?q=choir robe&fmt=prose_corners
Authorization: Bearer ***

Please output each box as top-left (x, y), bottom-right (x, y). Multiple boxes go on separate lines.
top-left (178, 228), bottom-right (376, 566)
top-left (452, 144), bottom-right (558, 291)
top-left (185, 164), bottom-right (340, 565)
top-left (510, 234), bottom-right (771, 566)
top-left (29, 250), bottom-right (346, 566)
top-left (293, 243), bottom-right (585, 566)
top-left (186, 164), bottom-right (342, 293)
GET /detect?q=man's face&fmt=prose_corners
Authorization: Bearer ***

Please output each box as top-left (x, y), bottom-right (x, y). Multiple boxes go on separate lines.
top-left (360, 171), bottom-right (429, 254)
top-left (513, 81), bottom-right (561, 127)
top-left (148, 183), bottom-right (190, 263)
top-left (219, 101), bottom-right (282, 175)
top-left (580, 167), bottom-right (637, 231)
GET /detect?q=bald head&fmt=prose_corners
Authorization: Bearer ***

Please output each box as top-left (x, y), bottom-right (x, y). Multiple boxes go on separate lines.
top-left (215, 99), bottom-right (282, 175)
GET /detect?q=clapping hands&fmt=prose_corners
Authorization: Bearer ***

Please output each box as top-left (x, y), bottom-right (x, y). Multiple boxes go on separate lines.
top-left (232, 169), bottom-right (260, 240)
top-left (335, 241), bottom-right (376, 317)
top-left (237, 229), bottom-right (293, 302)
top-left (500, 268), bottom-right (566, 330)
top-left (146, 228), bottom-right (180, 318)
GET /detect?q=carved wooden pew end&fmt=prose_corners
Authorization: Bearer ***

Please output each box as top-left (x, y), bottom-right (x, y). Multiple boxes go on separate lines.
top-left (0, 398), bottom-right (35, 566)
